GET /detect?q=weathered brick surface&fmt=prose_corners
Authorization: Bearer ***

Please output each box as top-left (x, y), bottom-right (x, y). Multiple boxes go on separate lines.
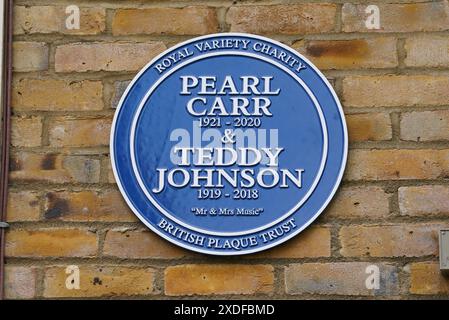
top-left (345, 149), bottom-right (449, 181)
top-left (4, 266), bottom-right (37, 299)
top-left (44, 190), bottom-right (135, 222)
top-left (325, 186), bottom-right (390, 219)
top-left (12, 79), bottom-right (103, 111)
top-left (339, 224), bottom-right (443, 257)
top-left (44, 266), bottom-right (156, 298)
top-left (106, 159), bottom-right (117, 184)
top-left (55, 42), bottom-right (166, 73)
top-left (10, 152), bottom-right (101, 184)
top-left (286, 263), bottom-right (399, 296)
top-left (103, 227), bottom-right (329, 261)
top-left (104, 229), bottom-right (192, 259)
top-left (11, 116), bottom-right (42, 147)
top-left (294, 38), bottom-right (398, 69)
top-left (112, 7), bottom-right (218, 35)
top-left (227, 4), bottom-right (337, 35)
top-left (399, 185), bottom-right (449, 217)
top-left (408, 262), bottom-right (449, 295)
top-left (342, 2), bottom-right (449, 33)
top-left (342, 75), bottom-right (449, 107)
top-left (14, 6), bottom-right (106, 35)
top-left (111, 80), bottom-right (131, 109)
top-left (165, 264), bottom-right (274, 296)
top-left (6, 228), bottom-right (98, 258)
top-left (405, 36), bottom-right (449, 67)
top-left (13, 42), bottom-right (48, 72)
top-left (250, 227), bottom-right (330, 259)
top-left (346, 113), bottom-right (392, 142)
top-left (401, 111), bottom-right (449, 141)
top-left (48, 118), bottom-right (111, 147)
top-left (7, 191), bottom-right (40, 221)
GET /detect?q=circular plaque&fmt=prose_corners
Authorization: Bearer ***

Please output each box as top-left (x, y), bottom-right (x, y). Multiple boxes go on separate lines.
top-left (111, 33), bottom-right (347, 255)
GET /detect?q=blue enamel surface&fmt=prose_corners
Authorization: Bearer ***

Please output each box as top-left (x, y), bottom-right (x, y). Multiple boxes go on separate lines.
top-left (111, 34), bottom-right (347, 255)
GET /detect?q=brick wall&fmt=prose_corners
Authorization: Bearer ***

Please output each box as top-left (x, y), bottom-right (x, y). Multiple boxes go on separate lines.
top-left (5, 0), bottom-right (449, 299)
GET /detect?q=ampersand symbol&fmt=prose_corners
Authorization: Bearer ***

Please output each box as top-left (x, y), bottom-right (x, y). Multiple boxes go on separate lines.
top-left (221, 129), bottom-right (236, 144)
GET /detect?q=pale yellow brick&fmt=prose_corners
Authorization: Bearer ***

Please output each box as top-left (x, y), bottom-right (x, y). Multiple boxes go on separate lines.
top-left (103, 229), bottom-right (193, 259)
top-left (111, 80), bottom-right (131, 109)
top-left (325, 186), bottom-right (390, 219)
top-left (113, 7), bottom-right (218, 35)
top-left (250, 227), bottom-right (331, 258)
top-left (11, 116), bottom-right (42, 147)
top-left (343, 75), bottom-right (449, 107)
top-left (48, 117), bottom-right (111, 147)
top-left (13, 42), bottom-right (48, 72)
top-left (399, 185), bottom-right (449, 217)
top-left (12, 79), bottom-right (103, 111)
top-left (55, 42), bottom-right (166, 73)
top-left (43, 190), bottom-right (136, 222)
top-left (401, 111), bottom-right (449, 141)
top-left (10, 152), bottom-right (101, 184)
top-left (286, 263), bottom-right (398, 296)
top-left (340, 223), bottom-right (444, 257)
top-left (342, 2), bottom-right (449, 33)
top-left (345, 149), bottom-right (449, 181)
top-left (5, 266), bottom-right (37, 299)
top-left (165, 264), bottom-right (274, 296)
top-left (7, 191), bottom-right (40, 222)
top-left (405, 36), bottom-right (449, 67)
top-left (227, 4), bottom-right (336, 35)
top-left (44, 266), bottom-right (156, 297)
top-left (14, 6), bottom-right (105, 35)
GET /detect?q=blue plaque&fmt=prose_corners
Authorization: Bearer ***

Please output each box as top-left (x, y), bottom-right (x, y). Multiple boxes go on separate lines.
top-left (111, 33), bottom-right (347, 255)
